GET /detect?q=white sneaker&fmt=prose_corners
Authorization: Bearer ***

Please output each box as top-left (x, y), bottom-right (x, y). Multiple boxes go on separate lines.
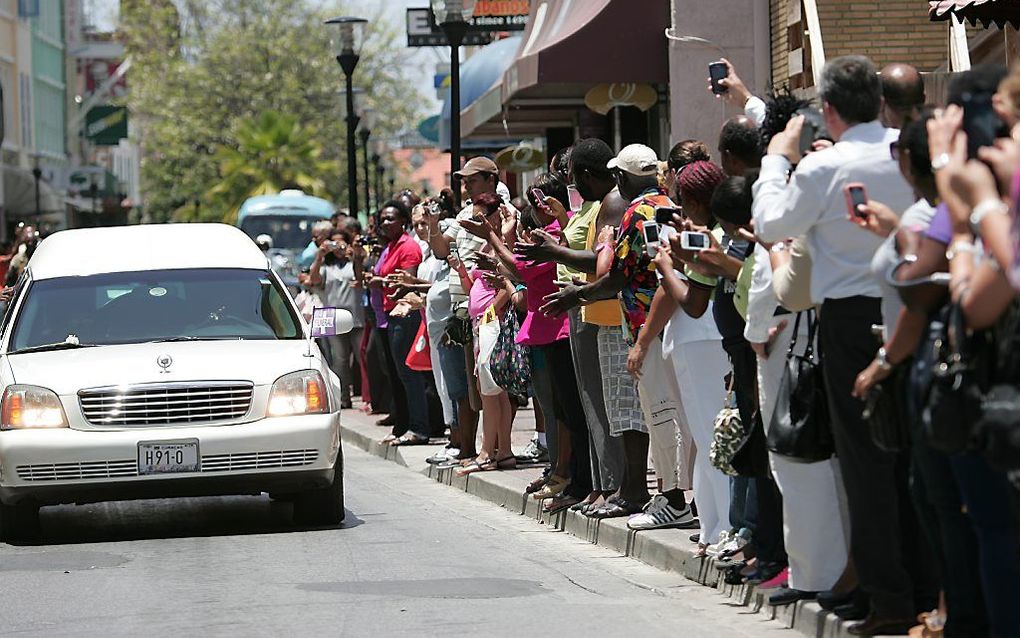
top-left (705, 530), bottom-right (733, 556)
top-left (627, 495), bottom-right (696, 530)
top-left (718, 528), bottom-right (751, 557)
top-left (427, 447), bottom-right (459, 465)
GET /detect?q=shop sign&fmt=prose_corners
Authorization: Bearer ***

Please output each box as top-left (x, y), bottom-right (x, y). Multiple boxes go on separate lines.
top-left (85, 106), bottom-right (128, 146)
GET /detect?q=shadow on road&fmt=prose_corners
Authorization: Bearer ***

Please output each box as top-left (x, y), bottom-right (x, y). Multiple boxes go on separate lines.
top-left (6, 496), bottom-right (364, 547)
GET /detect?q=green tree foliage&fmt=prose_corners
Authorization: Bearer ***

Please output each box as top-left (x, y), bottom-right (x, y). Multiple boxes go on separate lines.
top-left (123, 0), bottom-right (422, 223)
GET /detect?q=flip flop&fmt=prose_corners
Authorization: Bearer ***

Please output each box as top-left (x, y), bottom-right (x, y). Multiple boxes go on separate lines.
top-left (391, 433), bottom-right (429, 446)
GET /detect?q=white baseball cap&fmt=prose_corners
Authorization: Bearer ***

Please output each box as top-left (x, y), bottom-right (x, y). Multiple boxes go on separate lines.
top-left (607, 144), bottom-right (660, 177)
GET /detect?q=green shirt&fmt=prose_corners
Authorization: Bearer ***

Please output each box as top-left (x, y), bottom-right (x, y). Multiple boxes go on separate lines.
top-left (557, 200), bottom-right (601, 284)
top-left (682, 227), bottom-right (726, 295)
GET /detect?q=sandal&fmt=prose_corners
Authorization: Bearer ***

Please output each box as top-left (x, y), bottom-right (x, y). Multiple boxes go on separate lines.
top-left (456, 457), bottom-right (497, 476)
top-left (591, 497), bottom-right (643, 519)
top-left (496, 455), bottom-right (517, 470)
top-left (525, 475), bottom-right (549, 494)
top-left (532, 475), bottom-right (570, 500)
top-left (544, 494), bottom-right (581, 514)
top-left (380, 434), bottom-right (399, 445)
top-left (391, 432), bottom-right (429, 446)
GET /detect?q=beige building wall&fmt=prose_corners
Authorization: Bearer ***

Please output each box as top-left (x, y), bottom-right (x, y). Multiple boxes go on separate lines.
top-left (668, 0), bottom-right (771, 158)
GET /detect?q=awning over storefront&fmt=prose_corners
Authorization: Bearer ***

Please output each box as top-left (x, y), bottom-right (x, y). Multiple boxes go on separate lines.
top-left (502, 0), bottom-right (669, 101)
top-left (461, 0), bottom-right (670, 139)
top-left (2, 166), bottom-right (64, 218)
top-left (929, 0), bottom-right (1020, 28)
top-left (439, 36), bottom-right (524, 150)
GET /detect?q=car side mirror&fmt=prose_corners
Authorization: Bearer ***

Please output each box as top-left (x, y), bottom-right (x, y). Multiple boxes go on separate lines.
top-left (309, 307), bottom-right (354, 337)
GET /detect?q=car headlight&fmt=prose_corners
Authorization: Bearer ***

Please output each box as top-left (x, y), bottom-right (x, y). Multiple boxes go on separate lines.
top-left (267, 370), bottom-right (329, 417)
top-left (1, 385), bottom-right (69, 430)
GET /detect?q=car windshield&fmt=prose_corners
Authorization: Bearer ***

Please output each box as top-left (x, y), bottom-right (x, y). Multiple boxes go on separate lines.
top-left (239, 215), bottom-right (322, 250)
top-left (9, 268), bottom-right (301, 351)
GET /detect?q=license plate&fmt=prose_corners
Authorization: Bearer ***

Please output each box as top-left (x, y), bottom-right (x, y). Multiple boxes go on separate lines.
top-left (138, 440), bottom-right (200, 475)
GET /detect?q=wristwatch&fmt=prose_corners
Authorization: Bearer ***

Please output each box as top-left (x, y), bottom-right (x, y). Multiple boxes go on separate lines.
top-left (875, 347), bottom-right (893, 372)
top-left (969, 198), bottom-right (1008, 236)
top-left (930, 152), bottom-right (951, 172)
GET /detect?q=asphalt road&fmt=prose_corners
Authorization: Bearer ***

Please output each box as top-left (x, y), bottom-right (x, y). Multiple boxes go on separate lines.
top-left (0, 446), bottom-right (771, 637)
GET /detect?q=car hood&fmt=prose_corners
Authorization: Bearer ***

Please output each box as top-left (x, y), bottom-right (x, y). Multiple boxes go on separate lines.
top-left (6, 340), bottom-right (315, 395)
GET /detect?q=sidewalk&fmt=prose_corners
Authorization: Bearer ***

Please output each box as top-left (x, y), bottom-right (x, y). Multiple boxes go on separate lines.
top-left (340, 403), bottom-right (888, 638)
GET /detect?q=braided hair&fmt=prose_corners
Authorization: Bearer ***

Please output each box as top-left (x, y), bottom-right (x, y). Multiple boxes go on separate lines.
top-left (677, 160), bottom-right (726, 210)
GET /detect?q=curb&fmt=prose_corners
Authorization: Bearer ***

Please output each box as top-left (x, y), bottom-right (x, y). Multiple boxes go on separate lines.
top-left (342, 422), bottom-right (873, 638)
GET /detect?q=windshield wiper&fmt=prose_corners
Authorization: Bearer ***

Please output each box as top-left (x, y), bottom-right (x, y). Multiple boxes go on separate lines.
top-left (11, 341), bottom-right (99, 354)
top-left (144, 336), bottom-right (245, 343)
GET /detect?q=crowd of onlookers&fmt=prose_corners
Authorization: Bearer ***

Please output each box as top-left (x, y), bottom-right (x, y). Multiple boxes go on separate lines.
top-left (296, 55), bottom-right (1020, 638)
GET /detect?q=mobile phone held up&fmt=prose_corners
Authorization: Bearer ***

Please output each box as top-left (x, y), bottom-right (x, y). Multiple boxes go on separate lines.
top-left (679, 230), bottom-right (710, 251)
top-left (709, 61), bottom-right (728, 94)
top-left (530, 188), bottom-right (549, 211)
top-left (844, 183), bottom-right (868, 221)
top-left (642, 221), bottom-right (661, 257)
top-left (654, 206), bottom-right (679, 225)
top-left (962, 91), bottom-right (1008, 160)
top-left (796, 107), bottom-right (828, 156)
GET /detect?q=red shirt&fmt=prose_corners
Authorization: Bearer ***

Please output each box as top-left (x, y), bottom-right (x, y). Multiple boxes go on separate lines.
top-left (376, 233), bottom-right (423, 313)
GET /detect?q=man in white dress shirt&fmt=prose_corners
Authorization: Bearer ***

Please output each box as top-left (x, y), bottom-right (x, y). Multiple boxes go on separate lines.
top-left (752, 56), bottom-right (936, 636)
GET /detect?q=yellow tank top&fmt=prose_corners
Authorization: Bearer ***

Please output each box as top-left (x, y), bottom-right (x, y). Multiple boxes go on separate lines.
top-left (580, 216), bottom-right (623, 327)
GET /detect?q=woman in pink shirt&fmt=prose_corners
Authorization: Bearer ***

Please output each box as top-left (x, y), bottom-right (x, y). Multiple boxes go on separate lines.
top-left (460, 175), bottom-right (592, 513)
top-left (454, 192), bottom-right (517, 475)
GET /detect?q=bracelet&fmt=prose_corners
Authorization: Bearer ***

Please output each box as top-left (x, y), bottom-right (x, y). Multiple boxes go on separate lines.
top-left (950, 276), bottom-right (971, 294)
top-left (969, 198), bottom-right (1008, 236)
top-left (876, 346), bottom-right (893, 372)
top-left (946, 239), bottom-right (981, 261)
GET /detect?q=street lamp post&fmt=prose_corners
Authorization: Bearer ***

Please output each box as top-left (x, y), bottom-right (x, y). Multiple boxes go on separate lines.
top-left (31, 165), bottom-right (41, 222)
top-left (358, 107), bottom-right (375, 215)
top-left (373, 153), bottom-right (384, 210)
top-left (326, 16), bottom-right (367, 217)
top-left (431, 0), bottom-right (477, 208)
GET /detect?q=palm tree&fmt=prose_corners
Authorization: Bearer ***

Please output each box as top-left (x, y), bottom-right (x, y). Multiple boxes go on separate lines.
top-left (181, 110), bottom-right (337, 223)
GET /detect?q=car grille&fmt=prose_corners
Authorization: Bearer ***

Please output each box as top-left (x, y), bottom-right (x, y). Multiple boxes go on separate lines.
top-left (15, 449), bottom-right (319, 481)
top-left (16, 460), bottom-right (138, 482)
top-left (200, 449), bottom-right (319, 472)
top-left (78, 382), bottom-right (254, 427)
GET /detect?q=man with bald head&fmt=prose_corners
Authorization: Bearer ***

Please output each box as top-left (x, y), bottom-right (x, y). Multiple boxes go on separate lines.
top-left (718, 115), bottom-right (763, 177)
top-left (880, 63), bottom-right (925, 129)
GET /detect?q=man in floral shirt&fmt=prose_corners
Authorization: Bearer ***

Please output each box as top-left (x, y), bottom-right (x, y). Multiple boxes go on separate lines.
top-left (541, 143), bottom-right (670, 519)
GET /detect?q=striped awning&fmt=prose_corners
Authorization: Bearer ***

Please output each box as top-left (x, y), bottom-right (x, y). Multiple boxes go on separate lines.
top-left (929, 0), bottom-right (1020, 29)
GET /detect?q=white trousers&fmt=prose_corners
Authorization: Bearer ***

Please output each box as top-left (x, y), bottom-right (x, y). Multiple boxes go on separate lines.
top-left (758, 314), bottom-right (849, 592)
top-left (671, 339), bottom-right (732, 544)
top-left (428, 327), bottom-right (455, 425)
top-left (637, 337), bottom-right (694, 492)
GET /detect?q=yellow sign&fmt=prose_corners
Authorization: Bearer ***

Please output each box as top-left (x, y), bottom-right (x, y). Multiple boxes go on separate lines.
top-left (584, 83), bottom-right (657, 116)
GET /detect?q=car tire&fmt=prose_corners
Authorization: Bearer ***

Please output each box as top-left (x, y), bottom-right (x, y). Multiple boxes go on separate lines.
top-left (0, 502), bottom-right (41, 543)
top-left (292, 463), bottom-right (344, 526)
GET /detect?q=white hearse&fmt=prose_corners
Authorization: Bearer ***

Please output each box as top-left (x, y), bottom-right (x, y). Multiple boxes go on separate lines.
top-left (0, 223), bottom-right (351, 540)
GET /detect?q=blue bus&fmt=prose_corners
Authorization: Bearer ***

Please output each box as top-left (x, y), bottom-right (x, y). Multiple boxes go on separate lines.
top-left (236, 189), bottom-right (334, 290)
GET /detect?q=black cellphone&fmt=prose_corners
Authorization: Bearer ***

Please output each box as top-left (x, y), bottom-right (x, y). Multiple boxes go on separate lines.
top-left (962, 91), bottom-right (1007, 160)
top-left (709, 61), bottom-right (728, 94)
top-left (655, 206), bottom-right (679, 225)
top-left (796, 107), bottom-right (828, 155)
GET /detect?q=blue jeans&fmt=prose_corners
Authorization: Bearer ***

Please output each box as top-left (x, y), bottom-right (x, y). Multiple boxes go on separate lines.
top-left (950, 453), bottom-right (1020, 638)
top-left (387, 313), bottom-right (429, 439)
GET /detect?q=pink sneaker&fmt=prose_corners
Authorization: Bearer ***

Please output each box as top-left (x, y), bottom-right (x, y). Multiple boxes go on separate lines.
top-left (756, 567), bottom-right (789, 590)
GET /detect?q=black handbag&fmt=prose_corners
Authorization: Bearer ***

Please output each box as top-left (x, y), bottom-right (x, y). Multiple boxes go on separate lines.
top-left (766, 310), bottom-right (834, 462)
top-left (972, 303), bottom-right (1020, 471)
top-left (922, 303), bottom-right (992, 454)
top-left (863, 361), bottom-right (911, 453)
top-left (731, 408), bottom-right (769, 477)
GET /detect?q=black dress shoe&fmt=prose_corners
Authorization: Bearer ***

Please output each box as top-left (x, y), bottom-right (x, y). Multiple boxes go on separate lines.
top-left (846, 613), bottom-right (915, 636)
top-left (817, 588), bottom-right (856, 611)
top-left (834, 600), bottom-right (868, 622)
top-left (768, 588), bottom-right (817, 606)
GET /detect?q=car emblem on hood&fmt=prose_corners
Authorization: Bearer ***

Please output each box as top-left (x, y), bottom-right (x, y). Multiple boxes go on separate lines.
top-left (157, 354), bottom-right (173, 373)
